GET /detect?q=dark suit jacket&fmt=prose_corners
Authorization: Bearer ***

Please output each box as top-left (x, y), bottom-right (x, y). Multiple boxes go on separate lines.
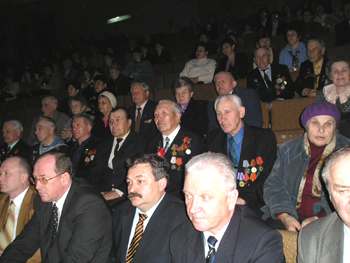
top-left (129, 100), bottom-right (158, 138)
top-left (180, 98), bottom-right (208, 138)
top-left (170, 205), bottom-right (284, 263)
top-left (68, 134), bottom-right (100, 178)
top-left (207, 86), bottom-right (263, 131)
top-left (146, 127), bottom-right (204, 199)
top-left (247, 64), bottom-right (294, 103)
top-left (88, 131), bottom-right (147, 193)
top-left (206, 125), bottom-right (277, 212)
top-left (298, 212), bottom-right (343, 263)
top-left (112, 193), bottom-right (188, 263)
top-left (215, 53), bottom-right (249, 79)
top-left (294, 58), bottom-right (328, 96)
top-left (335, 19), bottom-right (350, 46)
top-left (0, 139), bottom-right (31, 165)
top-left (0, 179), bottom-right (112, 263)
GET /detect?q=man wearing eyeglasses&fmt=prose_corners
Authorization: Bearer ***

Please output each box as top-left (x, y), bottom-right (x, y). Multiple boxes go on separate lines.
top-left (0, 152), bottom-right (112, 263)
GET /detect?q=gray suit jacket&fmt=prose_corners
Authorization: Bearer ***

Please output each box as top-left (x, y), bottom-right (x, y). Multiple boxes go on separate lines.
top-left (298, 212), bottom-right (343, 263)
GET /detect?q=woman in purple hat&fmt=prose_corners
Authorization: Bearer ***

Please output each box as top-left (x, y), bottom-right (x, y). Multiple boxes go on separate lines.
top-left (261, 101), bottom-right (350, 232)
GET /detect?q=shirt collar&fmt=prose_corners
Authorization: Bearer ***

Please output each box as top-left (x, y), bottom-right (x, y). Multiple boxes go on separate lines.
top-left (136, 193), bottom-right (166, 217)
top-left (8, 139), bottom-right (20, 150)
top-left (162, 125), bottom-right (181, 145)
top-left (12, 186), bottom-right (29, 208)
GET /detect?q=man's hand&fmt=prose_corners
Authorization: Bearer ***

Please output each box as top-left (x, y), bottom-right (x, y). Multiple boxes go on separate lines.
top-left (236, 197), bottom-right (246, 205)
top-left (190, 77), bottom-right (199, 84)
top-left (102, 191), bottom-right (120, 201)
top-left (279, 213), bottom-right (301, 232)
top-left (60, 127), bottom-right (72, 140)
top-left (302, 88), bottom-right (317, 97)
top-left (301, 216), bottom-right (318, 229)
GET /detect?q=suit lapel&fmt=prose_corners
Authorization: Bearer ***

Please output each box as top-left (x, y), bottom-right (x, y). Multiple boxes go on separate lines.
top-left (121, 206), bottom-right (136, 258)
top-left (16, 187), bottom-right (35, 235)
top-left (0, 195), bottom-right (10, 230)
top-left (321, 216), bottom-right (343, 263)
top-left (238, 126), bottom-right (256, 170)
top-left (187, 230), bottom-right (205, 261)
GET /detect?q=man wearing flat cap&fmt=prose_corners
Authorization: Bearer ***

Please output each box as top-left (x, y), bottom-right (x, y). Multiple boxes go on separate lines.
top-left (262, 101), bottom-right (350, 231)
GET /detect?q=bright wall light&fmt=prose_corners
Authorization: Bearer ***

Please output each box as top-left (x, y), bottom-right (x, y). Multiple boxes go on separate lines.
top-left (107, 14), bottom-right (131, 24)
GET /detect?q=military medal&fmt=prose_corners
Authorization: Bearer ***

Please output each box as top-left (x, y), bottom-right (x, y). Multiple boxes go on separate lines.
top-left (185, 149), bottom-right (191, 155)
top-left (257, 156), bottom-right (264, 171)
top-left (171, 165), bottom-right (176, 170)
top-left (251, 167), bottom-right (257, 173)
top-left (237, 172), bottom-right (245, 187)
top-left (172, 145), bottom-right (177, 156)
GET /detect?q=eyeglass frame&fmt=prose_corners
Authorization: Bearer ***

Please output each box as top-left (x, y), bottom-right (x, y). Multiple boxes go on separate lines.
top-left (30, 172), bottom-right (65, 185)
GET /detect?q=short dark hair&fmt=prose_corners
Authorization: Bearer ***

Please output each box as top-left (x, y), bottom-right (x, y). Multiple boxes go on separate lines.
top-left (256, 31), bottom-right (271, 46)
top-left (195, 42), bottom-right (208, 53)
top-left (94, 74), bottom-right (108, 84)
top-left (126, 154), bottom-right (170, 182)
top-left (221, 37), bottom-right (235, 47)
top-left (110, 107), bottom-right (132, 120)
top-left (66, 79), bottom-right (81, 91)
top-left (171, 77), bottom-right (195, 95)
top-left (71, 95), bottom-right (88, 108)
top-left (38, 152), bottom-right (73, 178)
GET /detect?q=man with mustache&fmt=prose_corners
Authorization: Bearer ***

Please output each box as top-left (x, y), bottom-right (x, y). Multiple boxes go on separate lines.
top-left (88, 107), bottom-right (147, 204)
top-left (111, 154), bottom-right (188, 263)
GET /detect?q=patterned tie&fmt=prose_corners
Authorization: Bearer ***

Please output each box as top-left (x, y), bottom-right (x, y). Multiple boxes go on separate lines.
top-left (51, 203), bottom-right (59, 242)
top-left (135, 107), bottom-right (142, 133)
top-left (126, 213), bottom-right (148, 263)
top-left (228, 137), bottom-right (238, 168)
top-left (288, 50), bottom-right (300, 71)
top-left (205, 236), bottom-right (218, 263)
top-left (262, 69), bottom-right (272, 91)
top-left (163, 137), bottom-right (170, 153)
top-left (0, 201), bottom-right (15, 251)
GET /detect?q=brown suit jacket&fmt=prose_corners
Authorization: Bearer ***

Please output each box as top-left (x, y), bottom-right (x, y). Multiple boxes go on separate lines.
top-left (0, 186), bottom-right (41, 262)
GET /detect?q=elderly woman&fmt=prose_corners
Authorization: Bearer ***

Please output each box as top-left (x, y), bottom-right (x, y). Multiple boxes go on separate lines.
top-left (262, 101), bottom-right (350, 232)
top-left (60, 95), bottom-right (94, 143)
top-left (316, 54), bottom-right (350, 138)
top-left (92, 91), bottom-right (117, 139)
top-left (215, 38), bottom-right (249, 79)
top-left (180, 42), bottom-right (216, 84)
top-left (172, 77), bottom-right (208, 138)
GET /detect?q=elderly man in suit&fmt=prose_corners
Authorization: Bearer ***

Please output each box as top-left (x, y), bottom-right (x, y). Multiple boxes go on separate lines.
top-left (128, 82), bottom-right (158, 138)
top-left (208, 71), bottom-right (263, 131)
top-left (247, 47), bottom-right (294, 103)
top-left (0, 120), bottom-right (31, 165)
top-left (206, 94), bottom-right (277, 215)
top-left (0, 157), bottom-right (40, 262)
top-left (146, 100), bottom-right (204, 200)
top-left (68, 113), bottom-right (99, 178)
top-left (111, 154), bottom-right (188, 263)
top-left (0, 152), bottom-right (112, 262)
top-left (298, 145), bottom-right (350, 263)
top-left (27, 96), bottom-right (69, 146)
top-left (88, 107), bottom-right (147, 202)
top-left (170, 152), bottom-right (284, 263)
top-left (294, 38), bottom-right (328, 97)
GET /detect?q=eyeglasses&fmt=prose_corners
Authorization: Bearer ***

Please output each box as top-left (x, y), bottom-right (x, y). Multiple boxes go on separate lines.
top-left (30, 173), bottom-right (64, 185)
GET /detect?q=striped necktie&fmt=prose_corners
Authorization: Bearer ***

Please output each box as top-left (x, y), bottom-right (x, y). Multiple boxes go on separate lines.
top-left (206, 236), bottom-right (218, 263)
top-left (0, 201), bottom-right (16, 251)
top-left (126, 213), bottom-right (148, 262)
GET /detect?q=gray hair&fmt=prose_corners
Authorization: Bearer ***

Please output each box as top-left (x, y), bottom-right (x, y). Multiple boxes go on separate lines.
top-left (185, 152), bottom-right (237, 192)
top-left (214, 71), bottom-right (235, 83)
top-left (322, 145), bottom-right (350, 192)
top-left (171, 77), bottom-right (195, 94)
top-left (253, 46), bottom-right (271, 58)
top-left (36, 116), bottom-right (56, 131)
top-left (73, 113), bottom-right (93, 128)
top-left (43, 96), bottom-right (58, 106)
top-left (130, 82), bottom-right (149, 93)
top-left (126, 154), bottom-right (170, 182)
top-left (214, 94), bottom-right (243, 111)
top-left (3, 120), bottom-right (24, 137)
top-left (307, 38), bottom-right (326, 50)
top-left (158, 100), bottom-right (181, 115)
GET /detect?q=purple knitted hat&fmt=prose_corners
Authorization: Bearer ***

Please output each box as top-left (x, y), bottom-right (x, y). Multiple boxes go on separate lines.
top-left (301, 101), bottom-right (341, 127)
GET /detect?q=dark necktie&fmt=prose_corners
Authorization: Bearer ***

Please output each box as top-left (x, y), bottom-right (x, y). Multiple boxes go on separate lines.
top-left (6, 146), bottom-right (11, 156)
top-left (51, 203), bottom-right (58, 242)
top-left (288, 50), bottom-right (300, 71)
top-left (163, 137), bottom-right (170, 153)
top-left (206, 236), bottom-right (218, 263)
top-left (114, 138), bottom-right (123, 154)
top-left (228, 137), bottom-right (238, 168)
top-left (135, 107), bottom-right (142, 133)
top-left (126, 213), bottom-right (148, 262)
top-left (262, 69), bottom-right (272, 91)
